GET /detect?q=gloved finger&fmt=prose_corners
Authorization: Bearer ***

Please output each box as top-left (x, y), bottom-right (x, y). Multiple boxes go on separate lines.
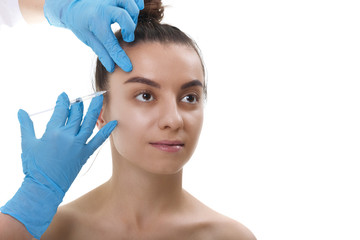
top-left (134, 0), bottom-right (144, 10)
top-left (46, 92), bottom-right (70, 130)
top-left (18, 109), bottom-right (36, 143)
top-left (107, 6), bottom-right (136, 43)
top-left (113, 0), bottom-right (140, 25)
top-left (66, 101), bottom-right (84, 135)
top-left (92, 23), bottom-right (133, 72)
top-left (94, 7), bottom-right (135, 72)
top-left (74, 29), bottom-right (116, 72)
top-left (84, 120), bottom-right (117, 162)
top-left (77, 95), bottom-right (103, 141)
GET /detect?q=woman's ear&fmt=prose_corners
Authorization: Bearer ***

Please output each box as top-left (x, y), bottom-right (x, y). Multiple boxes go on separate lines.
top-left (96, 108), bottom-right (106, 129)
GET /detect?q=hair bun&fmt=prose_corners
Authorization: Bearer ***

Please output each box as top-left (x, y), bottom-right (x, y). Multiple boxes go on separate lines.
top-left (138, 0), bottom-right (164, 23)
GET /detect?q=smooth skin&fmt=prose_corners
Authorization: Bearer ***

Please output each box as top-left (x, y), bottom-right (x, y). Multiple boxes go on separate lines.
top-left (18, 0), bottom-right (46, 23)
top-left (0, 214), bottom-right (33, 240)
top-left (42, 42), bottom-right (256, 240)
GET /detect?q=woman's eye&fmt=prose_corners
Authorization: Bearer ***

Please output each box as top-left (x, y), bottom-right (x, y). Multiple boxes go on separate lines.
top-left (181, 94), bottom-right (199, 104)
top-left (135, 92), bottom-right (154, 102)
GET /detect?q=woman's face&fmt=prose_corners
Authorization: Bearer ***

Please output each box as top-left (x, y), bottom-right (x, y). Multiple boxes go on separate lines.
top-left (99, 42), bottom-right (205, 175)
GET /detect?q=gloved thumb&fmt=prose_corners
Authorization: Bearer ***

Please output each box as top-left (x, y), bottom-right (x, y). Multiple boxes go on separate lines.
top-left (18, 109), bottom-right (36, 144)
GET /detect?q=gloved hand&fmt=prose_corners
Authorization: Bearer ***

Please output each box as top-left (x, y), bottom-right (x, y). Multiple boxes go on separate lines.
top-left (0, 92), bottom-right (117, 239)
top-left (44, 0), bottom-right (144, 73)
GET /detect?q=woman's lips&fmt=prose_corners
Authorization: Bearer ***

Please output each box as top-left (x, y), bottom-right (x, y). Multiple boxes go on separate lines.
top-left (150, 141), bottom-right (185, 153)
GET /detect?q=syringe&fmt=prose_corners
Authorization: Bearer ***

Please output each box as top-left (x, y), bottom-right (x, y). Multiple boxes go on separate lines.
top-left (30, 91), bottom-right (107, 117)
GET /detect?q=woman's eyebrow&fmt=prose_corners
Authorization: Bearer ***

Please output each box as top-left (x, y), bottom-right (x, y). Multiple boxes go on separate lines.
top-left (124, 77), bottom-right (203, 90)
top-left (124, 77), bottom-right (161, 88)
top-left (181, 80), bottom-right (203, 89)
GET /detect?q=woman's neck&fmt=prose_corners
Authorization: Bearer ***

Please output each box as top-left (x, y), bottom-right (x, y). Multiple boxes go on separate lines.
top-left (101, 149), bottom-right (185, 227)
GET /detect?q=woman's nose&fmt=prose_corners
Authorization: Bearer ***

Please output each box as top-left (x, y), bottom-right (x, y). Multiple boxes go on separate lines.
top-left (157, 100), bottom-right (184, 130)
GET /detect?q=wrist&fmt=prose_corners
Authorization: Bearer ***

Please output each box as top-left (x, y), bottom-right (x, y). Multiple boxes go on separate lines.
top-left (43, 0), bottom-right (73, 27)
top-left (0, 176), bottom-right (64, 239)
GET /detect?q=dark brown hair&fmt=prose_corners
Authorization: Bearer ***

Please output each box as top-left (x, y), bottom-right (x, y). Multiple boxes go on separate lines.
top-left (94, 0), bottom-right (207, 98)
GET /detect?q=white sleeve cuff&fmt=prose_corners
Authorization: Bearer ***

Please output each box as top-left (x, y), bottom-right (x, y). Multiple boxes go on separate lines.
top-left (0, 0), bottom-right (27, 27)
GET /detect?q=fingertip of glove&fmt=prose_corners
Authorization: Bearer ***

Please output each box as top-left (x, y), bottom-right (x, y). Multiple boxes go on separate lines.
top-left (18, 108), bottom-right (26, 115)
top-left (110, 120), bottom-right (118, 128)
top-left (100, 57), bottom-right (115, 73)
top-left (104, 120), bottom-right (118, 137)
top-left (18, 109), bottom-right (29, 120)
top-left (56, 92), bottom-right (70, 107)
top-left (119, 58), bottom-right (133, 72)
top-left (106, 65), bottom-right (115, 73)
top-left (123, 34), bottom-right (135, 43)
top-left (71, 100), bottom-right (84, 112)
top-left (17, 109), bottom-right (33, 128)
top-left (89, 95), bottom-right (104, 114)
top-left (59, 92), bottom-right (69, 100)
top-left (123, 64), bottom-right (133, 72)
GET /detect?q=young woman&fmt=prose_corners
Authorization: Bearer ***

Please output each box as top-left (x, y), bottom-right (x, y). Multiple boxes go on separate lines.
top-left (42, 1), bottom-right (256, 239)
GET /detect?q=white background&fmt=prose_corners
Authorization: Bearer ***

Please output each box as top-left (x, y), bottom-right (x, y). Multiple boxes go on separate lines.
top-left (1, 0), bottom-right (360, 239)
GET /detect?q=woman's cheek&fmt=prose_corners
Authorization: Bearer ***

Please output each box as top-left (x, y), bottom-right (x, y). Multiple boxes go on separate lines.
top-left (186, 108), bottom-right (203, 128)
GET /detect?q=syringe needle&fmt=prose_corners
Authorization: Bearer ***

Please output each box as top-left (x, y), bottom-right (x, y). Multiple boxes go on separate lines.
top-left (29, 91), bottom-right (107, 117)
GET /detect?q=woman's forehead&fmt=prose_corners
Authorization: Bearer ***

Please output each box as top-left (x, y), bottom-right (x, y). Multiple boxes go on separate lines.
top-left (111, 42), bottom-right (204, 85)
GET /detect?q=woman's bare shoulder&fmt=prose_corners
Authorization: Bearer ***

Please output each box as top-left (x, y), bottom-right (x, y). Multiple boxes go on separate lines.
top-left (40, 203), bottom-right (78, 240)
top-left (183, 191), bottom-right (256, 240)
top-left (193, 210), bottom-right (256, 240)
top-left (209, 217), bottom-right (256, 240)
top-left (41, 185), bottom-right (104, 240)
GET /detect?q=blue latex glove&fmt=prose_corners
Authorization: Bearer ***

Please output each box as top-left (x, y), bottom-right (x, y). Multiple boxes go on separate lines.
top-left (0, 92), bottom-right (117, 239)
top-left (44, 0), bottom-right (144, 72)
